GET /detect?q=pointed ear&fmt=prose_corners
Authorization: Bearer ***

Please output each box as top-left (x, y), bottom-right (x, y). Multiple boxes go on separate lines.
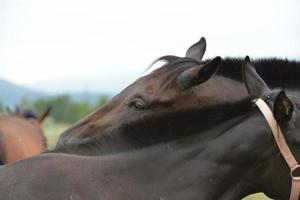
top-left (242, 56), bottom-right (270, 97)
top-left (38, 107), bottom-right (51, 123)
top-left (273, 91), bottom-right (294, 122)
top-left (186, 37), bottom-right (206, 61)
top-left (177, 56), bottom-right (221, 89)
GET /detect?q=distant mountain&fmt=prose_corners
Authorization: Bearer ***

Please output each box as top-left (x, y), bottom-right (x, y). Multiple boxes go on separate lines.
top-left (26, 71), bottom-right (141, 94)
top-left (0, 79), bottom-right (112, 107)
top-left (0, 79), bottom-right (45, 107)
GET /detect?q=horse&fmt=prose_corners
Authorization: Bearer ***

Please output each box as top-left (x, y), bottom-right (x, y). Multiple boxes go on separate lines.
top-left (54, 37), bottom-right (300, 157)
top-left (0, 57), bottom-right (299, 200)
top-left (53, 38), bottom-right (248, 154)
top-left (0, 107), bottom-right (50, 164)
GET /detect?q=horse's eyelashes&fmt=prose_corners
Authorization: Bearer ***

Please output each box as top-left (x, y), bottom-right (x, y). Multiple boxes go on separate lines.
top-left (129, 99), bottom-right (147, 111)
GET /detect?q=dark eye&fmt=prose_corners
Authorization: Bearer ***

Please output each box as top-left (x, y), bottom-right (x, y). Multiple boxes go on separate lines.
top-left (129, 99), bottom-right (146, 111)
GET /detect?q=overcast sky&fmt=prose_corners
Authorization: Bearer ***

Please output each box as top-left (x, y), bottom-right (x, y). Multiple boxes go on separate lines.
top-left (0, 0), bottom-right (299, 92)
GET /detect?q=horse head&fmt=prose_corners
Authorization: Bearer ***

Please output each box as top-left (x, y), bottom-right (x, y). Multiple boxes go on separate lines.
top-left (0, 107), bottom-right (50, 164)
top-left (55, 38), bottom-right (246, 153)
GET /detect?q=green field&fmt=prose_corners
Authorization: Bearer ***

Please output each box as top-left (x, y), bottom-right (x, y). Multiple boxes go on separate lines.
top-left (243, 193), bottom-right (270, 200)
top-left (43, 119), bottom-right (70, 148)
top-left (42, 120), bottom-right (271, 200)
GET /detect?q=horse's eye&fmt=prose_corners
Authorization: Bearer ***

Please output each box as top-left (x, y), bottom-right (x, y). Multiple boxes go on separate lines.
top-left (129, 99), bottom-right (146, 111)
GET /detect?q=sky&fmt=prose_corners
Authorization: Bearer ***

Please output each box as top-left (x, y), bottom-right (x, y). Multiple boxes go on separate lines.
top-left (0, 0), bottom-right (299, 93)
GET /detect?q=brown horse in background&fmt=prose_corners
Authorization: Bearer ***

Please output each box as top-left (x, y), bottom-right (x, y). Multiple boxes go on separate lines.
top-left (0, 107), bottom-right (50, 164)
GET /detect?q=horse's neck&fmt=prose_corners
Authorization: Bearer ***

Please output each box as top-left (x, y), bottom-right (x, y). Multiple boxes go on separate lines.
top-left (91, 113), bottom-right (271, 200)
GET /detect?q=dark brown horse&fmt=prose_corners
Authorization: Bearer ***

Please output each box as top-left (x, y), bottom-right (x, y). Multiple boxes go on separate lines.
top-left (0, 58), bottom-right (299, 200)
top-left (0, 107), bottom-right (50, 164)
top-left (54, 38), bottom-right (300, 157)
top-left (54, 38), bottom-right (248, 154)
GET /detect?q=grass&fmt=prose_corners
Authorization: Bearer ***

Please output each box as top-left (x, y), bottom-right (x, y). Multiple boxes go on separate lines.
top-left (42, 119), bottom-right (70, 148)
top-left (243, 193), bottom-right (271, 200)
top-left (42, 120), bottom-right (272, 199)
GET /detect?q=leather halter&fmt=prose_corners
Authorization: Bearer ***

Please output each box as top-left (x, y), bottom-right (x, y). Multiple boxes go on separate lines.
top-left (255, 98), bottom-right (300, 200)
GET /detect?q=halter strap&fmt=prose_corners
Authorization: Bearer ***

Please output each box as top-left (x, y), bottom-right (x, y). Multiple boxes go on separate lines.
top-left (255, 98), bottom-right (300, 200)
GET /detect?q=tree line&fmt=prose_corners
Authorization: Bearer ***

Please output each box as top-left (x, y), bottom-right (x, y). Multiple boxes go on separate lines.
top-left (0, 95), bottom-right (109, 124)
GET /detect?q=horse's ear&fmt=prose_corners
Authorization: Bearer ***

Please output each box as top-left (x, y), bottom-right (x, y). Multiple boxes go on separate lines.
top-left (242, 56), bottom-right (270, 97)
top-left (177, 56), bottom-right (221, 89)
top-left (273, 91), bottom-right (294, 122)
top-left (186, 37), bottom-right (206, 61)
top-left (38, 107), bottom-right (51, 123)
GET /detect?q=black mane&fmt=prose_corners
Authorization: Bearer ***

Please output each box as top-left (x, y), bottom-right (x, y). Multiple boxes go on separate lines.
top-left (21, 108), bottom-right (38, 119)
top-left (217, 58), bottom-right (300, 89)
top-left (6, 106), bottom-right (38, 119)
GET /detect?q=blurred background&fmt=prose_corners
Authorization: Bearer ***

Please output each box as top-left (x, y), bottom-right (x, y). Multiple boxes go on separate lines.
top-left (1, 0), bottom-right (299, 138)
top-left (0, 1), bottom-right (299, 198)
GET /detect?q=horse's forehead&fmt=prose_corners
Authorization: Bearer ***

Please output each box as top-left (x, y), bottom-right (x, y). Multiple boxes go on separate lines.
top-left (142, 72), bottom-right (168, 85)
top-left (131, 72), bottom-right (239, 103)
top-left (131, 75), bottom-right (173, 95)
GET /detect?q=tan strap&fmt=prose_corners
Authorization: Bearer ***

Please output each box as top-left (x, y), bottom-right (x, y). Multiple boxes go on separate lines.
top-left (255, 99), bottom-right (300, 200)
top-left (291, 180), bottom-right (300, 200)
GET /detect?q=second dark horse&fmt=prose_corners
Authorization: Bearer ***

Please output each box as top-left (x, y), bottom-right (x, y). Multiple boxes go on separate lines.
top-left (0, 58), bottom-right (299, 199)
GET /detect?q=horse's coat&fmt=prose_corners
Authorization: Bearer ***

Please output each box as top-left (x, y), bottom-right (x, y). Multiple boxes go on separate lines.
top-left (0, 108), bottom-right (49, 164)
top-left (0, 57), bottom-right (299, 200)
